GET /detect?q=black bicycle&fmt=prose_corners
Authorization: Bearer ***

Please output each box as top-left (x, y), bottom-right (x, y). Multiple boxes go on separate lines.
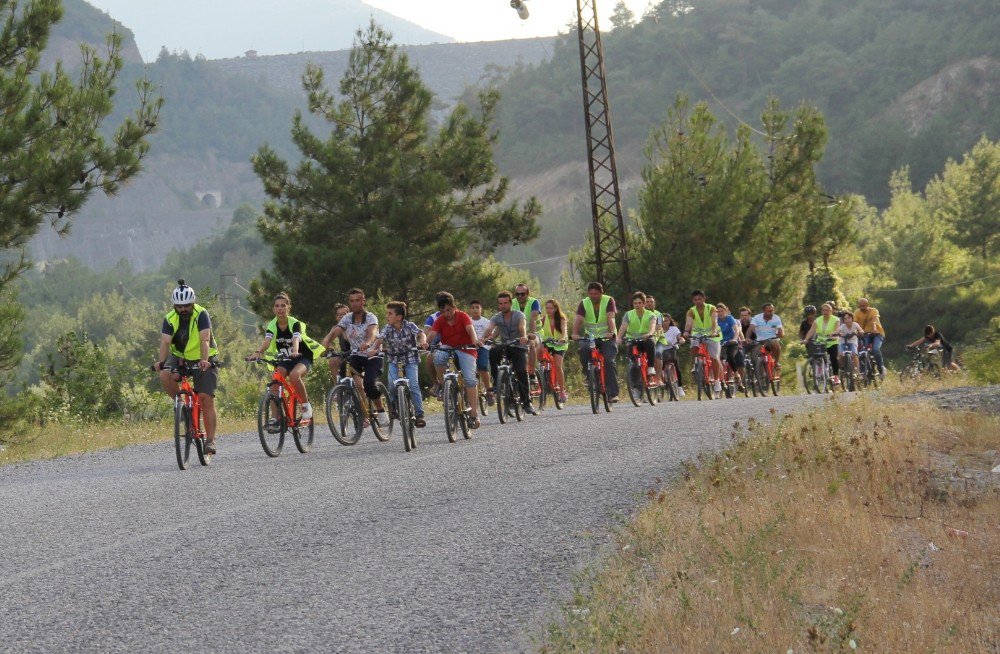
top-left (486, 339), bottom-right (526, 424)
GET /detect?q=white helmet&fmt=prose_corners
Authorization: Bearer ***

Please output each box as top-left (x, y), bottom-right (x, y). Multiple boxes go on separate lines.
top-left (171, 279), bottom-right (196, 304)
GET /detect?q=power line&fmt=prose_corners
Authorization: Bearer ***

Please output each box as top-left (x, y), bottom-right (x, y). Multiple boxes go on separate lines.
top-left (670, 42), bottom-right (767, 137)
top-left (873, 271), bottom-right (1000, 293)
top-left (508, 254), bottom-right (570, 266)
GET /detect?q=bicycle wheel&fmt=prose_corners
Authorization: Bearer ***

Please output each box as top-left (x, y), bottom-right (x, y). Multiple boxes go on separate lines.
top-left (843, 358), bottom-right (855, 392)
top-left (804, 361), bottom-right (816, 395)
top-left (328, 385), bottom-right (362, 445)
top-left (538, 367), bottom-right (549, 411)
top-left (194, 412), bottom-right (212, 467)
top-left (757, 363), bottom-right (771, 397)
top-left (586, 366), bottom-right (599, 414)
top-left (369, 382), bottom-right (394, 442)
top-left (509, 376), bottom-right (524, 422)
top-left (396, 384), bottom-right (415, 452)
top-left (746, 363), bottom-right (759, 397)
top-left (694, 361), bottom-right (705, 401)
top-left (551, 371), bottom-right (565, 410)
top-left (173, 401), bottom-right (192, 470)
top-left (459, 396), bottom-right (472, 440)
top-left (771, 374), bottom-right (780, 396)
top-left (478, 390), bottom-right (487, 417)
top-left (627, 361), bottom-right (644, 407)
top-left (664, 361), bottom-right (678, 401)
top-left (600, 366), bottom-right (612, 413)
top-left (644, 375), bottom-right (657, 406)
top-left (530, 372), bottom-right (544, 412)
top-left (292, 400), bottom-right (315, 454)
top-left (496, 370), bottom-right (509, 424)
top-left (443, 377), bottom-right (460, 443)
top-left (257, 391), bottom-right (285, 457)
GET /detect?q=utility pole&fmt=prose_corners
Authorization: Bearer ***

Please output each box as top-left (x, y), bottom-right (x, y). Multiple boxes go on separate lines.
top-left (219, 273), bottom-right (237, 312)
top-left (575, 0), bottom-right (631, 298)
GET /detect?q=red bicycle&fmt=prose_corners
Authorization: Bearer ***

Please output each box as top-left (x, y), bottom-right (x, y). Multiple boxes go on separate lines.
top-left (155, 361), bottom-right (215, 470)
top-left (624, 337), bottom-right (658, 406)
top-left (659, 345), bottom-right (682, 402)
top-left (689, 333), bottom-right (719, 401)
top-left (755, 338), bottom-right (781, 396)
top-left (578, 335), bottom-right (612, 414)
top-left (251, 357), bottom-right (314, 457)
top-left (720, 340), bottom-right (739, 399)
top-left (537, 338), bottom-right (567, 410)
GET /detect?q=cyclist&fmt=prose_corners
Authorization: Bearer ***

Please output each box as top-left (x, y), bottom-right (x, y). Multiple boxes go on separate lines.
top-left (571, 281), bottom-right (620, 402)
top-left (372, 301), bottom-right (427, 428)
top-left (834, 310), bottom-right (865, 377)
top-left (423, 307), bottom-right (442, 397)
top-left (907, 325), bottom-right (960, 371)
top-left (799, 305), bottom-right (817, 341)
top-left (854, 298), bottom-right (886, 379)
top-left (248, 291), bottom-right (325, 422)
top-left (512, 283), bottom-right (542, 384)
top-left (483, 290), bottom-right (534, 415)
top-left (323, 303), bottom-right (350, 382)
top-left (469, 300), bottom-right (493, 399)
top-left (541, 299), bottom-right (569, 404)
top-left (425, 291), bottom-right (482, 429)
top-left (683, 289), bottom-right (723, 395)
top-left (322, 288), bottom-right (385, 424)
top-left (802, 302), bottom-right (841, 385)
top-left (717, 303), bottom-right (745, 390)
top-left (617, 290), bottom-right (658, 386)
top-left (644, 295), bottom-right (667, 386)
top-left (157, 280), bottom-right (220, 454)
top-left (747, 302), bottom-right (785, 368)
top-left (659, 312), bottom-right (686, 396)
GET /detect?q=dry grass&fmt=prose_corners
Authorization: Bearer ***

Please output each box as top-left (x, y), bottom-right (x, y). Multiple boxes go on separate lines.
top-left (540, 397), bottom-right (1000, 653)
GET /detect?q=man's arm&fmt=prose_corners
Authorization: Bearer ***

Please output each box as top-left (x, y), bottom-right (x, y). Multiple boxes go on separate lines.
top-left (572, 314), bottom-right (583, 340)
top-left (322, 324), bottom-right (344, 349)
top-left (158, 334), bottom-right (171, 367)
top-left (606, 310), bottom-right (616, 336)
top-left (199, 329), bottom-right (213, 368)
top-left (683, 309), bottom-right (694, 335)
top-left (710, 308), bottom-right (720, 336)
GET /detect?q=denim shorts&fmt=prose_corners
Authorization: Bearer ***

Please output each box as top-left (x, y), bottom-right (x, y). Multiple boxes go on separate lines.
top-left (476, 346), bottom-right (490, 372)
top-left (433, 349), bottom-right (478, 388)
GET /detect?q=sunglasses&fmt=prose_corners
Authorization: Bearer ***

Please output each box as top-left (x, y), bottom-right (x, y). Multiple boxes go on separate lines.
top-left (515, 291), bottom-right (528, 296)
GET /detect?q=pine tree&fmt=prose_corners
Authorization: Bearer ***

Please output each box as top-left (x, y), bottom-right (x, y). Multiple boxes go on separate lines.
top-left (251, 22), bottom-right (540, 323)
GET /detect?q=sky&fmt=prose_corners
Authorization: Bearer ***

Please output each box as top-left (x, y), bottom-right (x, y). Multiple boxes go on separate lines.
top-left (83, 0), bottom-right (654, 61)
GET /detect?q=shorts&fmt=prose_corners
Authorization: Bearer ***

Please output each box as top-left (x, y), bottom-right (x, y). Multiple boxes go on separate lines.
top-left (656, 343), bottom-right (678, 359)
top-left (276, 354), bottom-right (312, 373)
top-left (690, 339), bottom-right (721, 359)
top-left (476, 346), bottom-right (490, 372)
top-left (433, 349), bottom-right (478, 388)
top-left (164, 354), bottom-right (219, 396)
top-left (839, 341), bottom-right (859, 355)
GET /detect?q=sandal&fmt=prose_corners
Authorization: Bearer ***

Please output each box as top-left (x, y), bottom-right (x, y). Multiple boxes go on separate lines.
top-left (470, 416), bottom-right (481, 430)
top-left (415, 417), bottom-right (426, 428)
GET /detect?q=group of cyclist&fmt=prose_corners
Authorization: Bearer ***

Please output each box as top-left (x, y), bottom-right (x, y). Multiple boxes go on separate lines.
top-left (155, 278), bottom-right (904, 457)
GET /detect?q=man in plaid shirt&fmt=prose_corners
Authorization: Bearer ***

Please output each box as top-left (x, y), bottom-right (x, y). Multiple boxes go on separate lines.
top-left (374, 301), bottom-right (427, 427)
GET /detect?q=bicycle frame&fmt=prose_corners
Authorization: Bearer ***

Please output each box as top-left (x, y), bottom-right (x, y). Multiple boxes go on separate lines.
top-left (625, 339), bottom-right (654, 389)
top-left (268, 366), bottom-right (307, 427)
top-left (176, 372), bottom-right (205, 438)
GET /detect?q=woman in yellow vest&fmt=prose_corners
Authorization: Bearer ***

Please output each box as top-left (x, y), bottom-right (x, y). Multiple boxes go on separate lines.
top-left (802, 302), bottom-right (842, 384)
top-left (248, 292), bottom-right (326, 421)
top-left (540, 299), bottom-right (570, 404)
top-left (157, 280), bottom-right (220, 453)
top-left (617, 291), bottom-right (659, 385)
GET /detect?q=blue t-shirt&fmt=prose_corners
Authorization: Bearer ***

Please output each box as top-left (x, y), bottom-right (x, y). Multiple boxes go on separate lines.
top-left (751, 313), bottom-right (783, 340)
top-left (719, 314), bottom-right (738, 342)
top-left (424, 311), bottom-right (440, 329)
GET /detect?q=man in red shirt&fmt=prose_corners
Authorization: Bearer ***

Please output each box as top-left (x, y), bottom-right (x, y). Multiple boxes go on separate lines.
top-left (426, 291), bottom-right (482, 428)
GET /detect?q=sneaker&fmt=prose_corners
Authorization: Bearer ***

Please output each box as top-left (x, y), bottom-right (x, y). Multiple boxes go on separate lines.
top-left (713, 381), bottom-right (722, 393)
top-left (523, 404), bottom-right (536, 416)
top-left (880, 366), bottom-right (887, 380)
top-left (375, 411), bottom-right (389, 426)
top-left (832, 375), bottom-right (840, 386)
top-left (486, 392), bottom-right (495, 407)
top-left (204, 438), bottom-right (217, 454)
top-left (300, 403), bottom-right (313, 420)
top-left (610, 395), bottom-right (620, 403)
top-left (678, 387), bottom-right (686, 397)
top-left (647, 366), bottom-right (656, 376)
top-left (470, 416), bottom-right (481, 429)
top-left (415, 416), bottom-right (426, 428)
top-left (559, 392), bottom-right (569, 403)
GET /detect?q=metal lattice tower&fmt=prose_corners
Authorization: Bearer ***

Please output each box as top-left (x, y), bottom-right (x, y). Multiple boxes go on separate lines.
top-left (575, 0), bottom-right (631, 298)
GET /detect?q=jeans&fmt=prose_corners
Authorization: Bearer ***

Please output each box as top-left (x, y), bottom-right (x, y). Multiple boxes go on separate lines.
top-left (489, 345), bottom-right (531, 409)
top-left (388, 360), bottom-right (424, 418)
top-left (862, 334), bottom-right (884, 369)
top-left (577, 338), bottom-right (619, 397)
top-left (433, 349), bottom-right (478, 388)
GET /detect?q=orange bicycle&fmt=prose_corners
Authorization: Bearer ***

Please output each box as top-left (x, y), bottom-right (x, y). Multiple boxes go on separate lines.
top-left (690, 333), bottom-right (720, 401)
top-left (624, 337), bottom-right (658, 406)
top-left (755, 337), bottom-right (781, 396)
top-left (155, 361), bottom-right (216, 470)
top-left (250, 357), bottom-right (314, 457)
top-left (537, 338), bottom-right (567, 410)
top-left (577, 335), bottom-right (612, 414)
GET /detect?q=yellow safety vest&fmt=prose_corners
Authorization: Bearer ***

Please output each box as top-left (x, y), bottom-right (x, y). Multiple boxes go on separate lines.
top-left (582, 295), bottom-right (614, 338)
top-left (264, 316), bottom-right (326, 358)
top-left (540, 315), bottom-right (569, 352)
top-left (164, 304), bottom-right (219, 360)
top-left (815, 315), bottom-right (838, 346)
top-left (513, 295), bottom-right (541, 333)
top-left (690, 303), bottom-right (721, 342)
top-left (624, 308), bottom-right (655, 339)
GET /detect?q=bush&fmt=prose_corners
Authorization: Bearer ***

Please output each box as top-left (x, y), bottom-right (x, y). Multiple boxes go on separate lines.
top-left (964, 316), bottom-right (1000, 384)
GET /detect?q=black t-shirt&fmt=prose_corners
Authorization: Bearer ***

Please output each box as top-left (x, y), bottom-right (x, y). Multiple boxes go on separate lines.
top-left (740, 319), bottom-right (756, 342)
top-left (799, 319), bottom-right (813, 340)
top-left (927, 331), bottom-right (952, 349)
top-left (269, 319), bottom-right (313, 361)
top-left (162, 311), bottom-right (212, 355)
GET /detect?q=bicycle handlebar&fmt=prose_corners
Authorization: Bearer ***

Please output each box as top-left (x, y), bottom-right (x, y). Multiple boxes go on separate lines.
top-left (152, 360), bottom-right (220, 373)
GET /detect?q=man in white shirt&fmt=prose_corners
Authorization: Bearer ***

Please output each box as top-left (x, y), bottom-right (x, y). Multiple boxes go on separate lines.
top-left (746, 302), bottom-right (785, 366)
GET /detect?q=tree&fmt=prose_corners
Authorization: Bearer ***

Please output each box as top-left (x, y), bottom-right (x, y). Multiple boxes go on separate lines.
top-left (0, 0), bottom-right (160, 435)
top-left (251, 22), bottom-right (540, 322)
top-left (609, 1), bottom-right (635, 30)
top-left (929, 136), bottom-right (1000, 260)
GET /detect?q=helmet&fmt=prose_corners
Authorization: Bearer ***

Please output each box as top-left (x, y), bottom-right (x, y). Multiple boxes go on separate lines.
top-left (803, 305), bottom-right (817, 315)
top-left (171, 279), bottom-right (196, 304)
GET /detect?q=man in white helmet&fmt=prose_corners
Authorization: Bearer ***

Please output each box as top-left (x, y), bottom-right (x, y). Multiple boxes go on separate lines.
top-left (156, 280), bottom-right (220, 453)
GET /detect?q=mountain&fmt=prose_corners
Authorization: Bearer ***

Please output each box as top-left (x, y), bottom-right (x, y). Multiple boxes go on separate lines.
top-left (41, 0), bottom-right (142, 68)
top-left (81, 0), bottom-right (454, 61)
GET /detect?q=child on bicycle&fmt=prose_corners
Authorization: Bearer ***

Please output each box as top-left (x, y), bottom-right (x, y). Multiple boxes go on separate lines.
top-left (372, 301), bottom-right (428, 428)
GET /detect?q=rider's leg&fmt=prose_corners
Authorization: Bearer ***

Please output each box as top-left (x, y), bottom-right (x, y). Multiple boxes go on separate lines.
top-left (159, 369), bottom-right (180, 398)
top-left (602, 339), bottom-right (620, 397)
top-left (199, 393), bottom-right (217, 440)
top-left (509, 346), bottom-right (531, 409)
top-left (288, 361), bottom-right (310, 404)
top-left (425, 353), bottom-right (439, 391)
top-left (488, 347), bottom-right (502, 393)
top-left (553, 352), bottom-right (566, 393)
top-left (477, 346), bottom-right (491, 389)
top-left (455, 351), bottom-right (479, 418)
top-left (527, 335), bottom-right (537, 376)
top-left (273, 365), bottom-right (290, 397)
top-left (365, 357), bottom-right (384, 411)
top-left (770, 340), bottom-right (783, 365)
top-left (869, 334), bottom-right (885, 370)
top-left (827, 344), bottom-right (840, 376)
top-left (327, 356), bottom-right (342, 382)
top-left (404, 361), bottom-right (424, 418)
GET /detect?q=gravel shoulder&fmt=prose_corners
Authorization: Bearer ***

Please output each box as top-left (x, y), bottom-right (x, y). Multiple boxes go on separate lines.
top-left (902, 384), bottom-right (1000, 415)
top-left (0, 394), bottom-right (823, 653)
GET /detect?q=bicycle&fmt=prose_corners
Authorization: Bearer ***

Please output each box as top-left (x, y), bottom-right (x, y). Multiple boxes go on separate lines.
top-left (431, 345), bottom-right (475, 442)
top-left (857, 340), bottom-right (880, 390)
top-left (576, 335), bottom-right (612, 414)
top-left (659, 345), bottom-right (681, 402)
top-left (154, 361), bottom-right (216, 470)
top-left (250, 357), bottom-right (314, 457)
top-left (803, 340), bottom-right (834, 395)
top-left (624, 337), bottom-right (658, 407)
top-left (689, 333), bottom-right (719, 401)
top-left (836, 334), bottom-right (859, 392)
top-left (537, 338), bottom-right (567, 410)
top-left (486, 339), bottom-right (527, 424)
top-left (754, 337), bottom-right (781, 396)
top-left (900, 345), bottom-right (942, 381)
top-left (323, 351), bottom-right (394, 446)
top-left (720, 340), bottom-right (739, 399)
top-left (386, 348), bottom-right (424, 453)
top-left (741, 341), bottom-right (759, 398)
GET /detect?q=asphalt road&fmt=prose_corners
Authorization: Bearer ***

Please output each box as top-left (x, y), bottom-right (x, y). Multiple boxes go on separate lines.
top-left (0, 392), bottom-right (824, 653)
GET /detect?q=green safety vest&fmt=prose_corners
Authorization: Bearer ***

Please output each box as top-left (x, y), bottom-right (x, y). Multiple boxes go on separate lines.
top-left (690, 303), bottom-right (721, 342)
top-left (513, 295), bottom-right (541, 333)
top-left (264, 315), bottom-right (326, 359)
top-left (164, 304), bottom-right (219, 361)
top-left (815, 314), bottom-right (838, 346)
top-left (582, 295), bottom-right (614, 338)
top-left (624, 308), bottom-right (655, 339)
top-left (652, 310), bottom-right (669, 345)
top-left (540, 315), bottom-right (569, 352)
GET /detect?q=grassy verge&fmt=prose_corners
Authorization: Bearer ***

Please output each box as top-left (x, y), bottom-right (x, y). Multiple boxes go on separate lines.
top-left (540, 395), bottom-right (1000, 653)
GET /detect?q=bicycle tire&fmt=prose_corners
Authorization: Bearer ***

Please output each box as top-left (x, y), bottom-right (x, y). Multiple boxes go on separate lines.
top-left (325, 384), bottom-right (343, 441)
top-left (600, 369), bottom-right (612, 413)
top-left (664, 361), bottom-right (678, 401)
top-left (292, 399), bottom-right (315, 454)
top-left (443, 377), bottom-right (460, 443)
top-left (627, 361), bottom-right (644, 407)
top-left (551, 371), bottom-right (565, 410)
top-left (194, 412), bottom-right (212, 467)
top-left (644, 377), bottom-right (657, 406)
top-left (509, 375), bottom-right (524, 422)
top-left (843, 358), bottom-right (855, 392)
top-left (174, 401), bottom-right (192, 470)
top-left (257, 391), bottom-right (285, 457)
top-left (459, 394), bottom-right (472, 440)
top-left (538, 367), bottom-right (549, 411)
top-left (396, 384), bottom-right (415, 452)
top-left (586, 366), bottom-right (599, 414)
top-left (328, 384), bottom-right (362, 445)
top-left (529, 373), bottom-right (544, 413)
top-left (694, 361), bottom-right (704, 401)
top-left (804, 361), bottom-right (816, 395)
top-left (478, 390), bottom-right (487, 417)
top-left (370, 382), bottom-right (394, 442)
top-left (496, 370), bottom-right (509, 424)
